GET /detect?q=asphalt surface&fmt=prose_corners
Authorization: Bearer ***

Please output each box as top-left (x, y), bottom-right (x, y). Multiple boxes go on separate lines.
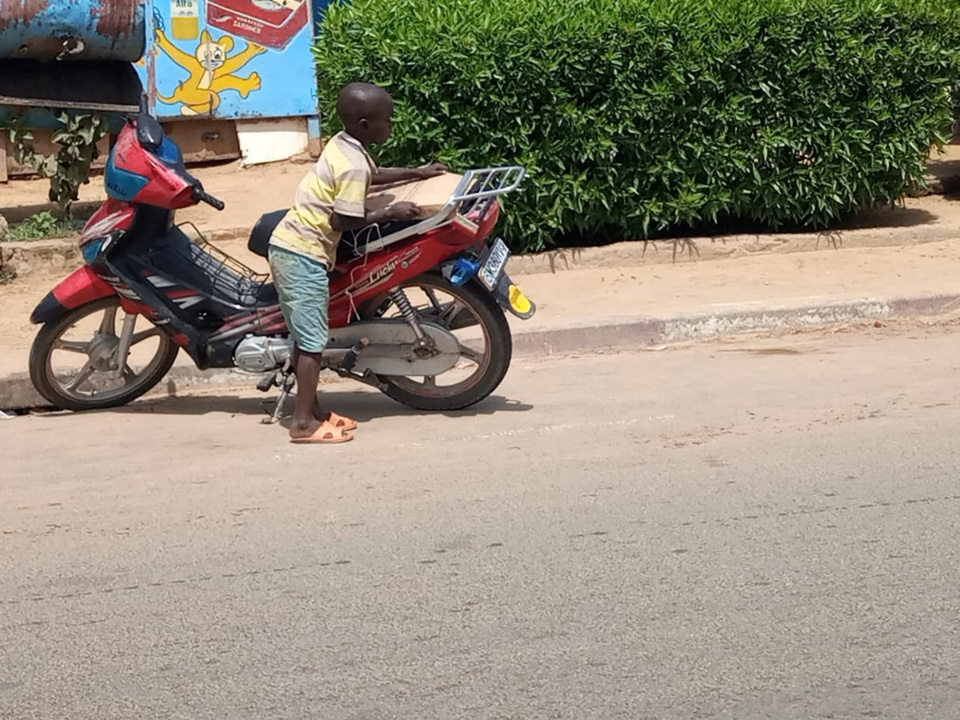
top-left (2, 323), bottom-right (960, 719)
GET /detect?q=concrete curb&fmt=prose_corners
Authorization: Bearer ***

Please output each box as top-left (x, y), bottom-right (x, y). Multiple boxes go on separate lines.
top-left (511, 293), bottom-right (960, 357)
top-left (3, 292), bottom-right (958, 411)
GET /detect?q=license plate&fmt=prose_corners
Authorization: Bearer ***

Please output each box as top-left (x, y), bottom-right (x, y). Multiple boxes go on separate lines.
top-left (478, 239), bottom-right (510, 291)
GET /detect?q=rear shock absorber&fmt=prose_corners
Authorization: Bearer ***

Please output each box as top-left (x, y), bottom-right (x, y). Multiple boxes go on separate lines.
top-left (388, 288), bottom-right (427, 344)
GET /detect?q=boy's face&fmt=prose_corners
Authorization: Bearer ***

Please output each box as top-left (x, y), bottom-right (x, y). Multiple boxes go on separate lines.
top-left (360, 98), bottom-right (393, 145)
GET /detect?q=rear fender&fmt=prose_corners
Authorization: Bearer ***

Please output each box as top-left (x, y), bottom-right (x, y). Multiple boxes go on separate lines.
top-left (30, 266), bottom-right (115, 325)
top-left (491, 273), bottom-right (536, 320)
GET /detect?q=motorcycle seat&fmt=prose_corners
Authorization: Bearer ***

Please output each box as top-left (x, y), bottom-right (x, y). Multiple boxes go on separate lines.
top-left (247, 209), bottom-right (286, 259)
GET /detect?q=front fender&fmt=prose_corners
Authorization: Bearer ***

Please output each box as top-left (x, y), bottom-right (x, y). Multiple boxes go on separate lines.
top-left (30, 266), bottom-right (114, 324)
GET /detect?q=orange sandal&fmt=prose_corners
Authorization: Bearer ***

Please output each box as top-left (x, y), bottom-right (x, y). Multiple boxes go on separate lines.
top-left (290, 421), bottom-right (354, 444)
top-left (326, 412), bottom-right (357, 432)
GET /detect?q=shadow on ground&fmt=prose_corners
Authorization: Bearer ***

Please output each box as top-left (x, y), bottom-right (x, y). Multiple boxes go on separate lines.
top-left (92, 389), bottom-right (534, 423)
top-left (839, 205), bottom-right (938, 230)
top-left (927, 157), bottom-right (960, 195)
top-left (554, 203), bottom-right (941, 251)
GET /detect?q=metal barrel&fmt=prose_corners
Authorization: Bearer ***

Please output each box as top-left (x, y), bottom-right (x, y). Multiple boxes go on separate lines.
top-left (0, 0), bottom-right (146, 62)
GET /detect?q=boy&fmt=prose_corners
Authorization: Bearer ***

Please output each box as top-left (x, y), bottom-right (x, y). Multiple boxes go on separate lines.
top-left (269, 82), bottom-right (447, 443)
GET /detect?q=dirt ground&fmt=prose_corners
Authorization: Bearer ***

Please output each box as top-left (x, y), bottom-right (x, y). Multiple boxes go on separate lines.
top-left (0, 158), bottom-right (310, 235)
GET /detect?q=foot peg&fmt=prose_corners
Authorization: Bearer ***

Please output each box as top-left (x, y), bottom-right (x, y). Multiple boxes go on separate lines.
top-left (339, 338), bottom-right (369, 372)
top-left (256, 372), bottom-right (278, 392)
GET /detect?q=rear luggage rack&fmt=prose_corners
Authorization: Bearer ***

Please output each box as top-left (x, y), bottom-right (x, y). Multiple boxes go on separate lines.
top-left (360, 166), bottom-right (526, 253)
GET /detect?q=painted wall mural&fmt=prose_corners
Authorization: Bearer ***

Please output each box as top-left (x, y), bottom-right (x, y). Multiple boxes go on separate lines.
top-left (154, 27), bottom-right (266, 115)
top-left (141, 0), bottom-right (318, 120)
top-left (206, 0), bottom-right (309, 50)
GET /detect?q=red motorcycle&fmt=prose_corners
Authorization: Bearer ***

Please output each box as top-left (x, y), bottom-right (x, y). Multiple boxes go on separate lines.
top-left (28, 107), bottom-right (535, 417)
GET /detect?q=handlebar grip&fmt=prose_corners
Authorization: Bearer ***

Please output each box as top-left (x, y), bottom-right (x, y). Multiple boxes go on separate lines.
top-left (205, 194), bottom-right (225, 211)
top-left (192, 185), bottom-right (225, 211)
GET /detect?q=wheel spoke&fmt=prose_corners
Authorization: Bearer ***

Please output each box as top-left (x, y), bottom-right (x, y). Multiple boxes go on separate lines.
top-left (55, 339), bottom-right (91, 354)
top-left (459, 344), bottom-right (484, 364)
top-left (425, 288), bottom-right (444, 313)
top-left (65, 362), bottom-right (95, 392)
top-left (129, 328), bottom-right (160, 346)
top-left (122, 364), bottom-right (138, 385)
top-left (98, 306), bottom-right (118, 337)
top-left (439, 300), bottom-right (463, 328)
top-left (422, 375), bottom-right (437, 389)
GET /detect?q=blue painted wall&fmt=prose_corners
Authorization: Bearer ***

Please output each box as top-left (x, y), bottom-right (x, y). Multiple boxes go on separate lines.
top-left (140, 0), bottom-right (318, 120)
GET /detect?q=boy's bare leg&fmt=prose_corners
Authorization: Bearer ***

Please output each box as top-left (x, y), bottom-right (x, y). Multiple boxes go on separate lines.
top-left (291, 347), bottom-right (331, 422)
top-left (290, 349), bottom-right (323, 438)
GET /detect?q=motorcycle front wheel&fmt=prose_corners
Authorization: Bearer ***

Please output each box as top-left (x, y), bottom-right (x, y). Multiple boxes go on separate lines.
top-left (29, 297), bottom-right (179, 412)
top-left (361, 273), bottom-right (513, 411)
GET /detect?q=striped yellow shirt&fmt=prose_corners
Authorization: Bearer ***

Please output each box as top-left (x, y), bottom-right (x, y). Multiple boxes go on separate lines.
top-left (270, 131), bottom-right (377, 266)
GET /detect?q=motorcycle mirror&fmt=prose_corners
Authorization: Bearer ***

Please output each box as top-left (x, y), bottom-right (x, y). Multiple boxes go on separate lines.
top-left (136, 113), bottom-right (165, 152)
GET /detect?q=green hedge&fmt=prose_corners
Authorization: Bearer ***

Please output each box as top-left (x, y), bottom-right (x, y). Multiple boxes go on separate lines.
top-left (315, 0), bottom-right (960, 252)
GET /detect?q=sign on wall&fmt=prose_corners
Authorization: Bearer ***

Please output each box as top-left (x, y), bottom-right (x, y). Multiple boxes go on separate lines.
top-left (139, 0), bottom-right (318, 120)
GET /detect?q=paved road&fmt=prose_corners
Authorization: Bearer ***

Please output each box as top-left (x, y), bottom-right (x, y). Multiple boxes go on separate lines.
top-left (3, 324), bottom-right (960, 719)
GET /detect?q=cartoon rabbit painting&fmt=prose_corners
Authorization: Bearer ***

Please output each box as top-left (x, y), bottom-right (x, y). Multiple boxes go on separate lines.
top-left (154, 27), bottom-right (267, 116)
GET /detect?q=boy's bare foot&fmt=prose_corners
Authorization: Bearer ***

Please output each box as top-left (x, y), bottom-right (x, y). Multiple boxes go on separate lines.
top-left (290, 420), bottom-right (353, 444)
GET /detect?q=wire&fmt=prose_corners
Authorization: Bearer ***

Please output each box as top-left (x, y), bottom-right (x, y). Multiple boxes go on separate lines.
top-left (344, 222), bottom-right (383, 321)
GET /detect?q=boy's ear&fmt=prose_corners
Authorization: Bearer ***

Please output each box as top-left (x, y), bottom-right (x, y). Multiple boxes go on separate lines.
top-left (358, 117), bottom-right (369, 129)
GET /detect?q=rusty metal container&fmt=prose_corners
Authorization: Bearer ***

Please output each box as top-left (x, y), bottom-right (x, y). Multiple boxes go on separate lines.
top-left (0, 0), bottom-right (145, 62)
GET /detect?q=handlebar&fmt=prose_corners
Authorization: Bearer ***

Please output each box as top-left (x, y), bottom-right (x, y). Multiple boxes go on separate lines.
top-left (192, 186), bottom-right (225, 211)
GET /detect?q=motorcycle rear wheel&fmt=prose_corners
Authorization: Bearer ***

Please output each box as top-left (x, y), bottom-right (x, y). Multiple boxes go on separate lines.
top-left (29, 297), bottom-right (179, 412)
top-left (361, 274), bottom-right (513, 411)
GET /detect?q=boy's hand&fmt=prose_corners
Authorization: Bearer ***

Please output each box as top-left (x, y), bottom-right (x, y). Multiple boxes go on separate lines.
top-left (389, 202), bottom-right (421, 221)
top-left (416, 163), bottom-right (448, 179)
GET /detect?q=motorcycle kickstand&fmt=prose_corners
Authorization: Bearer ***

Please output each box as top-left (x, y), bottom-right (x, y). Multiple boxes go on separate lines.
top-left (261, 368), bottom-right (295, 425)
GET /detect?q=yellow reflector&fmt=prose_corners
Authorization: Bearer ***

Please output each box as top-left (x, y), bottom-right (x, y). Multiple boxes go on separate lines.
top-left (508, 285), bottom-right (532, 314)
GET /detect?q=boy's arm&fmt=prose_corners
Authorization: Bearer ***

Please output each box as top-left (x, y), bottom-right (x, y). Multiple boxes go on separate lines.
top-left (371, 163), bottom-right (448, 187)
top-left (331, 203), bottom-right (420, 232)
top-left (329, 166), bottom-right (421, 231)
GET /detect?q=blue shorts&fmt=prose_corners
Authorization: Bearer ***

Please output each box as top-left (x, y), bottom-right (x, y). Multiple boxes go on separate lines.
top-left (268, 245), bottom-right (329, 354)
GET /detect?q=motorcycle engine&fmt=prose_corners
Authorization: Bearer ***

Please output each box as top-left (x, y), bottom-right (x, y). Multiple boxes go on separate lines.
top-left (233, 336), bottom-right (294, 373)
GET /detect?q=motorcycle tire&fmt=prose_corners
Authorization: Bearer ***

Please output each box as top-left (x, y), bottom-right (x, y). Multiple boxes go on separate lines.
top-left (29, 297), bottom-right (179, 412)
top-left (363, 274), bottom-right (513, 412)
